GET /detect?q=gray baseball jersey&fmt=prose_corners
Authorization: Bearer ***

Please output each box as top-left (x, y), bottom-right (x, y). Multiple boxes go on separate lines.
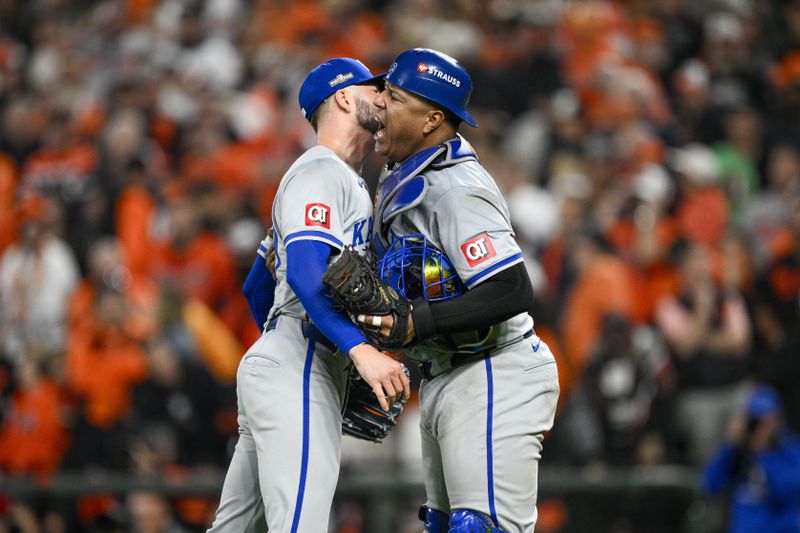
top-left (374, 136), bottom-right (560, 531)
top-left (270, 145), bottom-right (373, 319)
top-left (208, 146), bottom-right (372, 533)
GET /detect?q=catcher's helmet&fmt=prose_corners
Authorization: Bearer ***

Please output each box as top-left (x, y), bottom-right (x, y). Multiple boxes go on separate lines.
top-left (385, 48), bottom-right (477, 127)
top-left (378, 234), bottom-right (464, 302)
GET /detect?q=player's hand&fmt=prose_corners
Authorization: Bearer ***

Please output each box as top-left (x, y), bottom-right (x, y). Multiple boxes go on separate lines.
top-left (265, 228), bottom-right (277, 280)
top-left (348, 343), bottom-right (411, 411)
top-left (358, 314), bottom-right (415, 346)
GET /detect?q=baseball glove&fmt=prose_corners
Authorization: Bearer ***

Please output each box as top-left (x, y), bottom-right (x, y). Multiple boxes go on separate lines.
top-left (322, 247), bottom-right (412, 352)
top-left (342, 365), bottom-right (409, 442)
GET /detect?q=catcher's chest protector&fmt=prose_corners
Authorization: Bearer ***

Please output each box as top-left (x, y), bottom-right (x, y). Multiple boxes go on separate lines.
top-left (372, 135), bottom-right (533, 362)
top-left (373, 135), bottom-right (478, 257)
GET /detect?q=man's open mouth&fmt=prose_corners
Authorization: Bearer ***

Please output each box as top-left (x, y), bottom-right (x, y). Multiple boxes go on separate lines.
top-left (374, 118), bottom-right (386, 139)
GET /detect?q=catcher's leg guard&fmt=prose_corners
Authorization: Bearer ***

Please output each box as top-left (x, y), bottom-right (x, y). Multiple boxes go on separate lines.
top-left (448, 509), bottom-right (505, 532)
top-left (419, 505), bottom-right (448, 533)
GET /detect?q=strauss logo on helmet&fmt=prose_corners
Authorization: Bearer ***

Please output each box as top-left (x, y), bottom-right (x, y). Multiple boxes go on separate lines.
top-left (414, 61), bottom-right (462, 87)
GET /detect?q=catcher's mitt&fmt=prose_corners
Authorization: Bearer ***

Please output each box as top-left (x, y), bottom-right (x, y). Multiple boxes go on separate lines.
top-left (322, 247), bottom-right (411, 352)
top-left (342, 365), bottom-right (409, 442)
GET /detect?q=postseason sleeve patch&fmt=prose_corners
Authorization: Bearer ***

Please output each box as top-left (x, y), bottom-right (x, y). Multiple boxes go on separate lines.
top-left (460, 233), bottom-right (497, 267)
top-left (305, 203), bottom-right (331, 229)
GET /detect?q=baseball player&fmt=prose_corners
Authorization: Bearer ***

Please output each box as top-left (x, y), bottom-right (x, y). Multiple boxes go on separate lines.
top-left (207, 58), bottom-right (410, 533)
top-left (364, 49), bottom-right (560, 532)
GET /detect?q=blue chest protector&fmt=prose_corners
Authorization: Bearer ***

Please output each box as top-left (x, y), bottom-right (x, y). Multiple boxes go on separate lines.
top-left (372, 136), bottom-right (478, 303)
top-left (372, 134), bottom-right (479, 257)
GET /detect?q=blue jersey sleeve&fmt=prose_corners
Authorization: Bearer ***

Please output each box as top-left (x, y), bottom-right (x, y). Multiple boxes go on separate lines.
top-left (243, 255), bottom-right (276, 332)
top-left (286, 239), bottom-right (367, 354)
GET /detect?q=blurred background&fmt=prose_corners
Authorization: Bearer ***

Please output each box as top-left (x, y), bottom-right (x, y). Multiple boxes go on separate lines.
top-left (0, 0), bottom-right (799, 531)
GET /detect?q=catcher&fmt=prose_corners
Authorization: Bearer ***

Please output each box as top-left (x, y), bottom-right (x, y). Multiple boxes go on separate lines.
top-left (360, 49), bottom-right (558, 532)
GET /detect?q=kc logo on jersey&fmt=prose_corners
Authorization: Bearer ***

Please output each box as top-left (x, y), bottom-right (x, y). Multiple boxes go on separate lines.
top-left (461, 233), bottom-right (496, 267)
top-left (305, 203), bottom-right (331, 229)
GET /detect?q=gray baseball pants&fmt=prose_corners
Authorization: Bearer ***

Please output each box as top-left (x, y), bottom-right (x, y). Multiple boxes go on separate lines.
top-left (420, 335), bottom-right (559, 532)
top-left (207, 316), bottom-right (349, 533)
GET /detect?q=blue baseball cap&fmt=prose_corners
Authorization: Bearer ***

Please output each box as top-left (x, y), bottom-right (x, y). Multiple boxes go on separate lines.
top-left (746, 385), bottom-right (782, 419)
top-left (298, 58), bottom-right (384, 122)
top-left (385, 48), bottom-right (477, 127)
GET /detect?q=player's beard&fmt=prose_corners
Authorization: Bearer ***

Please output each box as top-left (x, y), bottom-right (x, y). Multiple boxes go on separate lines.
top-left (355, 95), bottom-right (381, 134)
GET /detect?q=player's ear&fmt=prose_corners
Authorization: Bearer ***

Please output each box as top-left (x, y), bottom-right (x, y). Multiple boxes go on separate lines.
top-left (332, 88), bottom-right (353, 113)
top-left (422, 109), bottom-right (445, 134)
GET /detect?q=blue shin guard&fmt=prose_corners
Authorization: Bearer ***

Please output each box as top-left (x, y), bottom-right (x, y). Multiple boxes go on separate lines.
top-left (448, 509), bottom-right (505, 532)
top-left (419, 506), bottom-right (449, 533)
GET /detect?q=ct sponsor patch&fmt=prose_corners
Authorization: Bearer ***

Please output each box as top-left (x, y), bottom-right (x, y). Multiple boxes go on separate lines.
top-left (305, 203), bottom-right (331, 229)
top-left (460, 233), bottom-right (496, 267)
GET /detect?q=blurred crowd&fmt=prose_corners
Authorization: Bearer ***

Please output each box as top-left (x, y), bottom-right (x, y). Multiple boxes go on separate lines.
top-left (0, 0), bottom-right (799, 531)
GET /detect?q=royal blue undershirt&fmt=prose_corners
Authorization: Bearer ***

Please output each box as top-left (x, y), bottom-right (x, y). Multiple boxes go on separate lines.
top-left (242, 255), bottom-right (276, 332)
top-left (243, 240), bottom-right (368, 353)
top-left (285, 240), bottom-right (368, 354)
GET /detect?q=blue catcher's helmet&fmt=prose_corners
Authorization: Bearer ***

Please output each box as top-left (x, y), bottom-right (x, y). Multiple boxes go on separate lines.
top-left (385, 48), bottom-right (478, 127)
top-left (378, 234), bottom-right (464, 302)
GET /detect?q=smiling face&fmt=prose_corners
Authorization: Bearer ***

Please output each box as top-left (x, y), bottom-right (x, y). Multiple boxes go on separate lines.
top-left (373, 81), bottom-right (450, 163)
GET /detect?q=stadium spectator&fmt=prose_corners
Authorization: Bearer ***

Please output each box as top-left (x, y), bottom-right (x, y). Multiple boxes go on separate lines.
top-left (703, 384), bottom-right (800, 533)
top-left (714, 106), bottom-right (762, 225)
top-left (150, 195), bottom-right (237, 313)
top-left (0, 193), bottom-right (79, 365)
top-left (560, 224), bottom-right (635, 388)
top-left (606, 163), bottom-right (681, 323)
top-left (0, 351), bottom-right (68, 478)
top-left (131, 335), bottom-right (230, 468)
top-left (64, 289), bottom-right (148, 469)
top-left (579, 314), bottom-right (673, 466)
top-left (114, 161), bottom-right (159, 282)
top-left (68, 236), bottom-right (157, 343)
top-left (756, 197), bottom-right (800, 432)
top-left (655, 238), bottom-right (752, 466)
top-left (126, 490), bottom-right (188, 533)
top-left (670, 142), bottom-right (729, 248)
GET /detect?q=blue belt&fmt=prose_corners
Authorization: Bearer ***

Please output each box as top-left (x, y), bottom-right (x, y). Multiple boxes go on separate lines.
top-left (265, 317), bottom-right (337, 352)
top-left (420, 329), bottom-right (536, 380)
